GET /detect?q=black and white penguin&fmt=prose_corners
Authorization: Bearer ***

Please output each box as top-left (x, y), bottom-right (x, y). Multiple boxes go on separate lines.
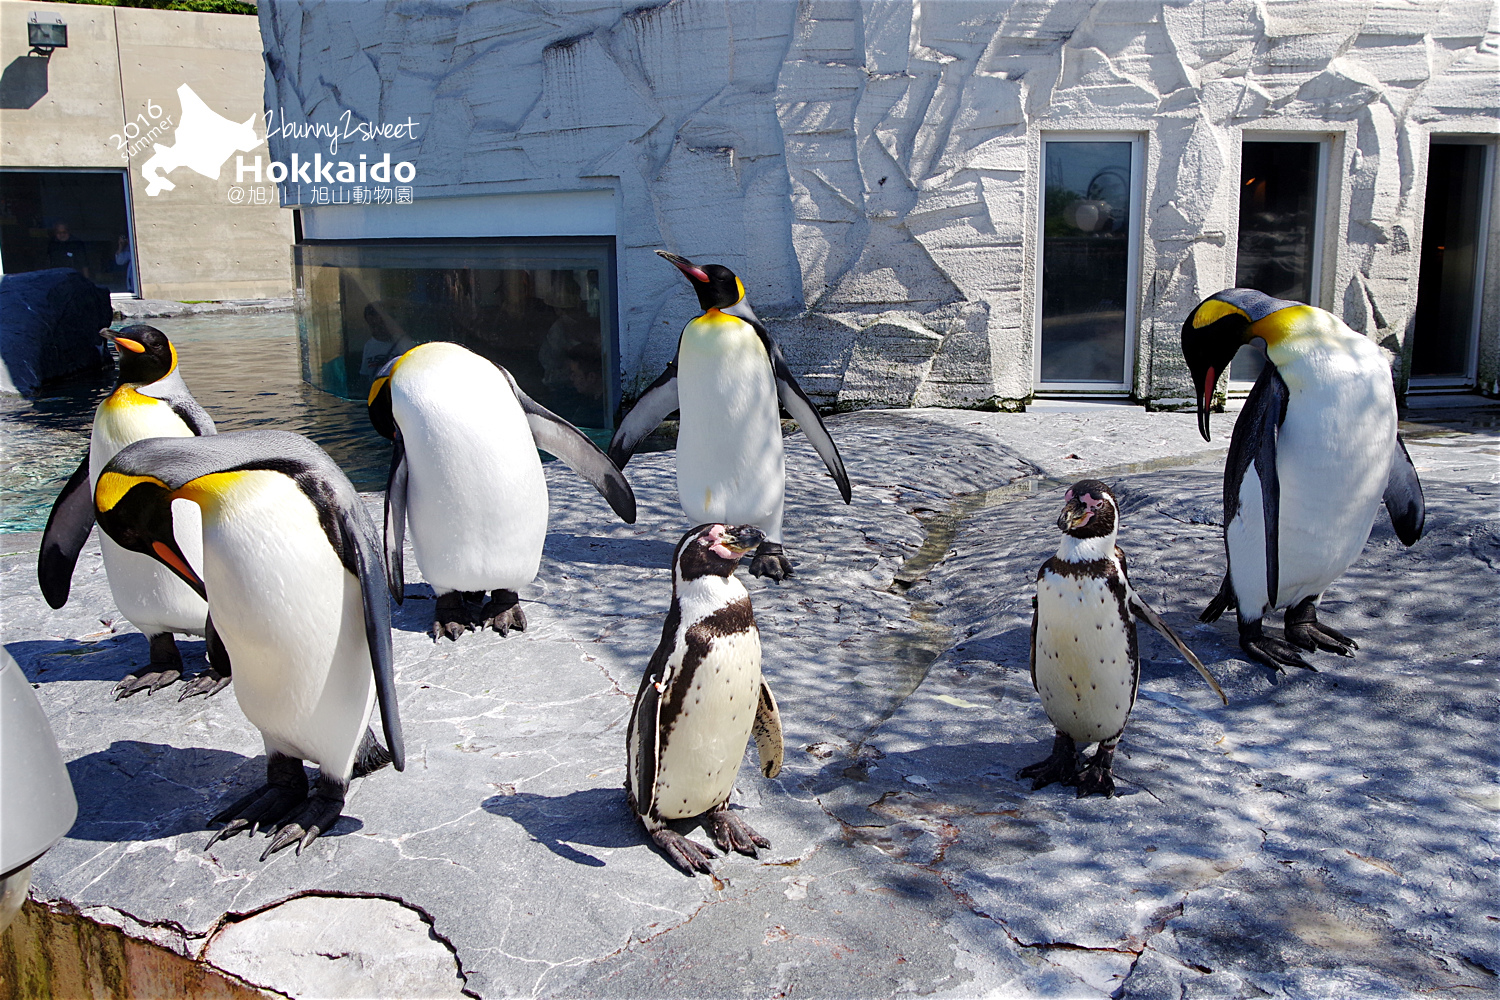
top-left (93, 430), bottom-right (404, 860)
top-left (367, 342), bottom-right (635, 641)
top-left (1020, 481), bottom-right (1224, 798)
top-left (626, 523), bottom-right (784, 874)
top-left (38, 324), bottom-right (228, 701)
top-left (608, 252), bottom-right (851, 581)
top-left (1182, 289), bottom-right (1426, 672)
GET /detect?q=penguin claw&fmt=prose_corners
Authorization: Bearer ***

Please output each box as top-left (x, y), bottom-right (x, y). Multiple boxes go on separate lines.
top-left (1285, 621), bottom-right (1358, 657)
top-left (179, 667), bottom-right (230, 701)
top-left (113, 669), bottom-right (181, 699)
top-left (651, 829), bottom-right (717, 875)
top-left (1074, 764), bottom-right (1116, 798)
top-left (431, 592), bottom-right (479, 641)
top-left (479, 591), bottom-right (527, 636)
top-left (259, 795), bottom-right (344, 861)
top-left (710, 809), bottom-right (770, 857)
top-left (1241, 635), bottom-right (1316, 673)
top-left (748, 542), bottom-right (794, 582)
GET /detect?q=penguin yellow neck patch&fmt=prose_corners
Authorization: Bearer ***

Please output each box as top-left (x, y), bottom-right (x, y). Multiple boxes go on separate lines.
top-left (1247, 304), bottom-right (1317, 348)
top-left (95, 472), bottom-right (166, 513)
top-left (171, 470), bottom-right (255, 513)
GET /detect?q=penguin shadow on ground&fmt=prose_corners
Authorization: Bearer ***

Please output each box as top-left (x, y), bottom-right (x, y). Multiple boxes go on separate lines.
top-left (389, 582), bottom-right (437, 634)
top-left (483, 786), bottom-right (709, 870)
top-left (543, 533), bottom-right (677, 568)
top-left (66, 741), bottom-right (365, 844)
top-left (6, 635), bottom-right (214, 686)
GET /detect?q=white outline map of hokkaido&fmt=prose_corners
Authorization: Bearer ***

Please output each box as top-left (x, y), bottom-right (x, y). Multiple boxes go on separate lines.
top-left (141, 84), bottom-right (262, 197)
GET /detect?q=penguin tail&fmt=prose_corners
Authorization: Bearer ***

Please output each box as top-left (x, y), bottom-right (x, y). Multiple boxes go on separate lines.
top-left (351, 727), bottom-right (394, 778)
top-left (1200, 574), bottom-right (1236, 623)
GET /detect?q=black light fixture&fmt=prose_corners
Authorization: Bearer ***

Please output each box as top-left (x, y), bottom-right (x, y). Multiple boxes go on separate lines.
top-left (28, 12), bottom-right (67, 57)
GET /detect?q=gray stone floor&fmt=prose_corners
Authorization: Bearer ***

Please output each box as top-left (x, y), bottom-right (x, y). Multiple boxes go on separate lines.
top-left (3, 403), bottom-right (1496, 998)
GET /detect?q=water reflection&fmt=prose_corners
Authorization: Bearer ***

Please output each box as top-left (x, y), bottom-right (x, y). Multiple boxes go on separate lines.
top-left (0, 313), bottom-right (389, 533)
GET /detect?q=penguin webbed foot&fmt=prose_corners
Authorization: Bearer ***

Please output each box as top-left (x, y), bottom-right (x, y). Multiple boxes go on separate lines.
top-left (479, 589), bottom-right (527, 636)
top-left (1238, 619), bottom-right (1316, 673)
top-left (430, 591), bottom-right (479, 642)
top-left (114, 632), bottom-right (184, 699)
top-left (651, 827), bottom-right (717, 875)
top-left (179, 666), bottom-right (230, 701)
top-left (1074, 745), bottom-right (1116, 799)
top-left (1017, 732), bottom-right (1078, 791)
top-left (260, 785), bottom-right (346, 861)
top-left (748, 542), bottom-right (794, 582)
top-left (205, 754), bottom-right (309, 849)
top-left (1284, 599), bottom-right (1357, 657)
top-left (710, 807), bottom-right (770, 857)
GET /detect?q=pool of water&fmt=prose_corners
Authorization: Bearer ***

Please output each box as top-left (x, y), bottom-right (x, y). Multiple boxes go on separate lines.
top-left (1, 313), bottom-right (391, 534)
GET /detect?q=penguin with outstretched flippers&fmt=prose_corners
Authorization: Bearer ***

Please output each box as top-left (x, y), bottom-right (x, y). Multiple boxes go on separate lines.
top-left (38, 324), bottom-right (228, 701)
top-left (367, 342), bottom-right (636, 641)
top-left (93, 430), bottom-right (403, 860)
top-left (626, 523), bottom-right (784, 874)
top-left (608, 251), bottom-right (851, 581)
top-left (1021, 481), bottom-right (1225, 798)
top-left (1182, 289), bottom-right (1426, 673)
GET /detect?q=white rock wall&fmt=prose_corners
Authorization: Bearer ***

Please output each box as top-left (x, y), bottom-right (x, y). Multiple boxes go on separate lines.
top-left (260, 0), bottom-right (1500, 407)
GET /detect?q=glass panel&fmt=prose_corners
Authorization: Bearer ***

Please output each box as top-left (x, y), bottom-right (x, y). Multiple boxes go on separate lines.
top-left (1232, 141), bottom-right (1320, 381)
top-left (1040, 141), bottom-right (1133, 384)
top-left (1411, 143), bottom-right (1486, 381)
top-left (293, 239), bottom-right (617, 432)
top-left (0, 170), bottom-right (135, 293)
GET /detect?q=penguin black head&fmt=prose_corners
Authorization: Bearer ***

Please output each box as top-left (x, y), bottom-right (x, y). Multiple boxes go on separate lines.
top-left (1056, 480), bottom-right (1118, 539)
top-left (674, 523), bottom-right (766, 583)
top-left (1180, 288), bottom-right (1301, 441)
top-left (106, 324), bottom-right (177, 385)
top-left (657, 251), bottom-right (746, 313)
top-left (94, 469), bottom-right (206, 599)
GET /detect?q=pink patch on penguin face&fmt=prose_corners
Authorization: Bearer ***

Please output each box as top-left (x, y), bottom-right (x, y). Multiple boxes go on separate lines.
top-left (706, 524), bottom-right (737, 560)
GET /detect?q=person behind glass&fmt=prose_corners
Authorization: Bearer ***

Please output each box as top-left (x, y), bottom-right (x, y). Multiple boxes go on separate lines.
top-left (107, 235), bottom-right (135, 294)
top-left (359, 303), bottom-right (416, 377)
top-left (46, 222), bottom-right (90, 279)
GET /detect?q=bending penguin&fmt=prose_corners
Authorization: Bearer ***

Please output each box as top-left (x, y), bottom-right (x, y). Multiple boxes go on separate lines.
top-left (608, 252), bottom-right (851, 580)
top-left (38, 324), bottom-right (228, 701)
top-left (93, 430), bottom-right (404, 860)
top-left (1021, 480), bottom-right (1225, 797)
top-left (626, 523), bottom-right (784, 874)
top-left (1182, 289), bottom-right (1426, 672)
top-left (368, 342), bottom-right (636, 641)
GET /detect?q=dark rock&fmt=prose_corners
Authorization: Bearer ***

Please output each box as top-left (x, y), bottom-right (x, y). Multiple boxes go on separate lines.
top-left (0, 269), bottom-right (112, 395)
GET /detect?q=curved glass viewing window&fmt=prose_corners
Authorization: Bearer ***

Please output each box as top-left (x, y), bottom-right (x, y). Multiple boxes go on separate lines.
top-left (293, 238), bottom-right (618, 433)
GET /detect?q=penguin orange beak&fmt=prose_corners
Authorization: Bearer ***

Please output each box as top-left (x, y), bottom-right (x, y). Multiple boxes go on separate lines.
top-left (656, 250), bottom-right (710, 284)
top-left (1196, 365), bottom-right (1216, 442)
top-left (150, 538), bottom-right (207, 600)
top-left (103, 328), bottom-right (146, 354)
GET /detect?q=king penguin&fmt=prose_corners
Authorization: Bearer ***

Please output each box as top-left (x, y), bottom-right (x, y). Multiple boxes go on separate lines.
top-left (367, 341), bottom-right (636, 641)
top-left (38, 324), bottom-right (228, 701)
top-left (1021, 480), bottom-right (1225, 797)
top-left (626, 523), bottom-right (785, 874)
top-left (608, 252), bottom-right (851, 580)
top-left (1181, 289), bottom-right (1426, 672)
top-left (93, 430), bottom-right (404, 860)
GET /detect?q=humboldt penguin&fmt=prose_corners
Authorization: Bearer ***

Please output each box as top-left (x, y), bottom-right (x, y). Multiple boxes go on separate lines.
top-left (1181, 289), bottom-right (1426, 672)
top-left (93, 430), bottom-right (403, 860)
top-left (626, 523), bottom-right (784, 874)
top-left (608, 252), bottom-right (851, 581)
top-left (1021, 481), bottom-right (1225, 797)
top-left (367, 342), bottom-right (636, 640)
top-left (37, 324), bottom-right (228, 700)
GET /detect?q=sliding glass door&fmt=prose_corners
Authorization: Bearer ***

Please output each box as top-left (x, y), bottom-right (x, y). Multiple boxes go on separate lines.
top-left (1411, 140), bottom-right (1492, 389)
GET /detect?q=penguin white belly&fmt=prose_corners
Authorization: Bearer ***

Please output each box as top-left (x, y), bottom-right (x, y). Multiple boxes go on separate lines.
top-left (654, 629), bottom-right (762, 820)
top-left (90, 393), bottom-right (207, 635)
top-left (675, 313), bottom-right (785, 540)
top-left (197, 473), bottom-right (374, 781)
top-left (1034, 571), bottom-right (1136, 744)
top-left (1273, 361), bottom-right (1395, 610)
top-left (393, 344), bottom-right (548, 593)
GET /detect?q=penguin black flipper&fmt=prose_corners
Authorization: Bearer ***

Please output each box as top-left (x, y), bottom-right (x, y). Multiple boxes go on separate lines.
top-left (38, 452), bottom-right (95, 609)
top-left (608, 362), bottom-right (678, 469)
top-left (724, 300), bottom-right (852, 504)
top-left (627, 603), bottom-right (678, 820)
top-left (1223, 364), bottom-right (1289, 616)
top-left (382, 434), bottom-right (409, 602)
top-left (1382, 433), bottom-right (1425, 546)
top-left (752, 679), bottom-right (783, 778)
top-left (333, 499), bottom-right (405, 772)
top-left (499, 367), bottom-right (637, 524)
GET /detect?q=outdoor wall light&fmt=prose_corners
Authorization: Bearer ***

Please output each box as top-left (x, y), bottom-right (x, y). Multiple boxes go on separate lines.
top-left (27, 12), bottom-right (67, 57)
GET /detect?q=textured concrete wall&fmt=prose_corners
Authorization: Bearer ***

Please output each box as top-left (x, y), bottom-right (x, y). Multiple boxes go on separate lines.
top-left (259, 0), bottom-right (1499, 406)
top-left (0, 1), bottom-right (292, 300)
